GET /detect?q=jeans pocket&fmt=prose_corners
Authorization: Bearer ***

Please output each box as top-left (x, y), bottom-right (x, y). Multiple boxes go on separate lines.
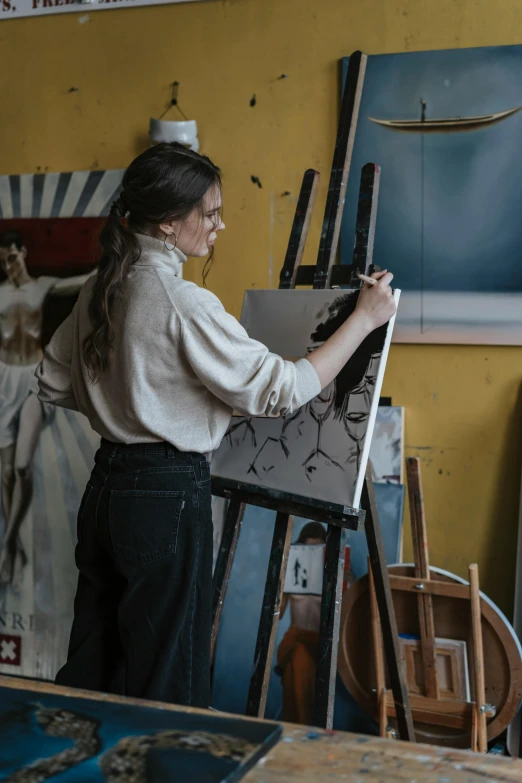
top-left (198, 459), bottom-right (211, 487)
top-left (109, 489), bottom-right (185, 564)
top-left (77, 482), bottom-right (94, 544)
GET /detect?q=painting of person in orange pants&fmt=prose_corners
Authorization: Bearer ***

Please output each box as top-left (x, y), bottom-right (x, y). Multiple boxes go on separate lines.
top-left (277, 522), bottom-right (327, 725)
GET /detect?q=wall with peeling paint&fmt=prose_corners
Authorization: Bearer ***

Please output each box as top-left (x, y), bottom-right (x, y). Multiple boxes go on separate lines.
top-left (1, 0), bottom-right (521, 615)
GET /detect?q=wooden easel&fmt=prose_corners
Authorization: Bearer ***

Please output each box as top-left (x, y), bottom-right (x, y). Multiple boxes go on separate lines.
top-left (370, 456), bottom-right (496, 750)
top-left (211, 51), bottom-right (414, 738)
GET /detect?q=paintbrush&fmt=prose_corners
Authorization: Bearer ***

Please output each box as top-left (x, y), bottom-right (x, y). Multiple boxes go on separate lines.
top-left (357, 273), bottom-right (377, 286)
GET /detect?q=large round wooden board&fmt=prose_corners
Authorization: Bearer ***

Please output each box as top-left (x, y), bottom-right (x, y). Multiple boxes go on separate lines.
top-left (338, 564), bottom-right (522, 748)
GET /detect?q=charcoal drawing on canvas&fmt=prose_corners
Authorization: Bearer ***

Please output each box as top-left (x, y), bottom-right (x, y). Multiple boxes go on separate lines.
top-left (211, 288), bottom-right (399, 508)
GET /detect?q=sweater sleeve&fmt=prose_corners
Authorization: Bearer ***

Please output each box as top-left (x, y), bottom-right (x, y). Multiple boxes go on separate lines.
top-left (34, 310), bottom-right (80, 411)
top-left (180, 303), bottom-right (321, 417)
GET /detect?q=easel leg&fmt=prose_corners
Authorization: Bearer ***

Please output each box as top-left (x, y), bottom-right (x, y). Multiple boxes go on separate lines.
top-left (246, 512), bottom-right (294, 717)
top-left (469, 563), bottom-right (488, 752)
top-left (313, 524), bottom-right (345, 729)
top-left (211, 497), bottom-right (246, 664)
top-left (362, 468), bottom-right (415, 742)
top-left (406, 457), bottom-right (439, 699)
top-left (369, 557), bottom-right (387, 737)
top-left (471, 702), bottom-right (478, 752)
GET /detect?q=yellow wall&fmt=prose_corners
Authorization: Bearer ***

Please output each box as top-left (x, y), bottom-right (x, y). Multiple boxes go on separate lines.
top-left (2, 0), bottom-right (522, 614)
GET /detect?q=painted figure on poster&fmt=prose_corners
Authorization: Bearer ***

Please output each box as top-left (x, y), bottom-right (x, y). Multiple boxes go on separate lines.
top-left (0, 230), bottom-right (93, 585)
top-left (277, 522), bottom-right (326, 726)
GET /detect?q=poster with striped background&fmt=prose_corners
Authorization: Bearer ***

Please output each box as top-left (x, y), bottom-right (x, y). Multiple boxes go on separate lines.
top-left (0, 167), bottom-right (123, 680)
top-left (0, 169), bottom-right (124, 220)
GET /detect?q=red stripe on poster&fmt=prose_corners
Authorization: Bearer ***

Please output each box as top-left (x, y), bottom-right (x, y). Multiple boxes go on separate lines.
top-left (0, 218), bottom-right (105, 276)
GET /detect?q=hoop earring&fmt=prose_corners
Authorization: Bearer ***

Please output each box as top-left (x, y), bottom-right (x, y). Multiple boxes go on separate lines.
top-left (164, 233), bottom-right (177, 252)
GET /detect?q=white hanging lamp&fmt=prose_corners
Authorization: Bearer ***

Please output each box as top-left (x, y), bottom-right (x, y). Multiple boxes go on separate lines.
top-left (149, 81), bottom-right (200, 152)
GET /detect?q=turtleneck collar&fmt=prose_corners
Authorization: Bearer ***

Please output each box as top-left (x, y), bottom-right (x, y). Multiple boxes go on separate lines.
top-left (133, 233), bottom-right (187, 276)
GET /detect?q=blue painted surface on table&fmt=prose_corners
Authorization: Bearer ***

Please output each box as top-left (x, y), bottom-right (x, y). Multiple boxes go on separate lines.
top-left (0, 686), bottom-right (281, 782)
top-left (211, 484), bottom-right (404, 729)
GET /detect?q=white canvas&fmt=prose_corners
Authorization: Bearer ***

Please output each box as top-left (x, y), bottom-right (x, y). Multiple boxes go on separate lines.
top-left (369, 406), bottom-right (404, 484)
top-left (211, 288), bottom-right (400, 509)
top-left (283, 545), bottom-right (324, 595)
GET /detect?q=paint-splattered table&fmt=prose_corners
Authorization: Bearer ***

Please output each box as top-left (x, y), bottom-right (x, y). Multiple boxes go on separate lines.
top-left (244, 725), bottom-right (522, 782)
top-left (1, 675), bottom-right (521, 782)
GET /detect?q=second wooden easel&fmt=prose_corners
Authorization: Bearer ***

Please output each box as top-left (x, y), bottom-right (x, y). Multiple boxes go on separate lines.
top-left (370, 456), bottom-right (496, 750)
top-left (211, 51), bottom-right (414, 738)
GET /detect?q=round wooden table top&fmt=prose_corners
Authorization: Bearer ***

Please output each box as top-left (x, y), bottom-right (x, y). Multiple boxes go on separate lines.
top-left (338, 564), bottom-right (522, 748)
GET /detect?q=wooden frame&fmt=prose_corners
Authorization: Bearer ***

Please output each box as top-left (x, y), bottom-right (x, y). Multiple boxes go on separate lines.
top-left (400, 637), bottom-right (470, 701)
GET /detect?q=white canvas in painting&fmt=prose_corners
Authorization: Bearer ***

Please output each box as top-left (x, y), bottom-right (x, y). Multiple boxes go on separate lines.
top-left (369, 406), bottom-right (404, 484)
top-left (211, 288), bottom-right (400, 508)
top-left (283, 545), bottom-right (324, 595)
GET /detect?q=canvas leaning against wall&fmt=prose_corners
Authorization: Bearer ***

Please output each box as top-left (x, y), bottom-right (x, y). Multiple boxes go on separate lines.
top-left (369, 406), bottom-right (404, 485)
top-left (0, 168), bottom-right (123, 679)
top-left (211, 288), bottom-right (400, 509)
top-left (341, 45), bottom-right (522, 346)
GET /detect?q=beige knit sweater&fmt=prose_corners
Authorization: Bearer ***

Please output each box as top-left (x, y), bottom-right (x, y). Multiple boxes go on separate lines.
top-left (35, 233), bottom-right (321, 453)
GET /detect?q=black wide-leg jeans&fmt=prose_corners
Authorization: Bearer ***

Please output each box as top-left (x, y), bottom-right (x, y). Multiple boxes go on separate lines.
top-left (55, 439), bottom-right (213, 708)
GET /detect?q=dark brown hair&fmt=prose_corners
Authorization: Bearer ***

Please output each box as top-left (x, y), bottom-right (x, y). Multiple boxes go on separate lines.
top-left (0, 230), bottom-right (23, 251)
top-left (83, 142), bottom-right (222, 381)
top-left (296, 522), bottom-right (327, 544)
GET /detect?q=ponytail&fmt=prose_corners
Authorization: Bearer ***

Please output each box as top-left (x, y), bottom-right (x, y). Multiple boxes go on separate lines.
top-left (82, 142), bottom-right (221, 382)
top-left (82, 197), bottom-right (140, 382)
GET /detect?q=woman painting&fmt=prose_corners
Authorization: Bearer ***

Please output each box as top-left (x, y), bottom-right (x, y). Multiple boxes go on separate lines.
top-left (35, 142), bottom-right (395, 706)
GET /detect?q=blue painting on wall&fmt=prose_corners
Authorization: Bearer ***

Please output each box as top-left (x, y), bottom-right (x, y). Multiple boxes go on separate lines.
top-left (341, 46), bottom-right (522, 345)
top-left (0, 685), bottom-right (281, 782)
top-left (211, 484), bottom-right (403, 731)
